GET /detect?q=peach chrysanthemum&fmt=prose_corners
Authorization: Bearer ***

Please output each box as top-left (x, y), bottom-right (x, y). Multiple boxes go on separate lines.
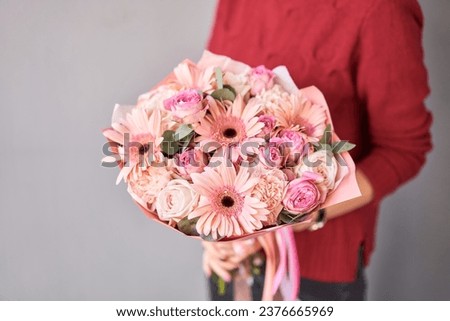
top-left (189, 163), bottom-right (270, 240)
top-left (273, 93), bottom-right (327, 140)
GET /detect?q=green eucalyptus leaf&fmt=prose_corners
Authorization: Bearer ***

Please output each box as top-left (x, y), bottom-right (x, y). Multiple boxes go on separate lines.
top-left (331, 141), bottom-right (356, 154)
top-left (178, 132), bottom-right (194, 149)
top-left (211, 88), bottom-right (236, 102)
top-left (176, 217), bottom-right (200, 236)
top-left (201, 233), bottom-right (225, 242)
top-left (311, 142), bottom-right (321, 152)
top-left (161, 130), bottom-right (178, 156)
top-left (174, 124), bottom-right (194, 141)
top-left (319, 124), bottom-right (332, 145)
top-left (278, 210), bottom-right (310, 225)
top-left (323, 143), bottom-right (333, 151)
top-left (223, 84), bottom-right (237, 96)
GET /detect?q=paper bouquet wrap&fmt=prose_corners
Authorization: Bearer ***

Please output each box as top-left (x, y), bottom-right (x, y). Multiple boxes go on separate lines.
top-left (102, 51), bottom-right (361, 300)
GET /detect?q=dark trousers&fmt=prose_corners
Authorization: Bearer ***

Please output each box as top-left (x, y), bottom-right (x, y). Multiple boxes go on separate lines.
top-left (209, 247), bottom-right (366, 301)
top-left (299, 247), bottom-right (366, 301)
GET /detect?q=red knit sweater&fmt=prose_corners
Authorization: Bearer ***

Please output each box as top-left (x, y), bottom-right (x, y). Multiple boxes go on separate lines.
top-left (208, 0), bottom-right (433, 282)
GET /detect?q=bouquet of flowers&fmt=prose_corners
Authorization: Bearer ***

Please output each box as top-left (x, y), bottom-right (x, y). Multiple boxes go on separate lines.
top-left (102, 51), bottom-right (360, 300)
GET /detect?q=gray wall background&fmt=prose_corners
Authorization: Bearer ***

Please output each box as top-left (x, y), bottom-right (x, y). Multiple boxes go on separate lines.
top-left (0, 0), bottom-right (448, 300)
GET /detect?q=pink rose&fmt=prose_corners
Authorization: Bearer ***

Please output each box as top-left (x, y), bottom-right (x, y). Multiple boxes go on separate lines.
top-left (272, 130), bottom-right (309, 166)
top-left (249, 65), bottom-right (275, 95)
top-left (163, 89), bottom-right (207, 124)
top-left (257, 115), bottom-right (276, 137)
top-left (259, 141), bottom-right (286, 169)
top-left (282, 172), bottom-right (323, 214)
top-left (174, 148), bottom-right (208, 179)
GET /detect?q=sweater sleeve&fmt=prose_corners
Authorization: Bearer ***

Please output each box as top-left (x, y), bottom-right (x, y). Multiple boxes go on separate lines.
top-left (356, 0), bottom-right (433, 204)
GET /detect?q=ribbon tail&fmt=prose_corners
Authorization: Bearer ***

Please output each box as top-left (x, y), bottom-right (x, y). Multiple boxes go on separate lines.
top-left (258, 234), bottom-right (278, 301)
top-left (258, 227), bottom-right (300, 301)
top-left (284, 227), bottom-right (300, 300)
top-left (272, 230), bottom-right (287, 296)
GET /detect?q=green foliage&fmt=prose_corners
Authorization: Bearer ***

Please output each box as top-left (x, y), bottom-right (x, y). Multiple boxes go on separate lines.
top-left (200, 233), bottom-right (225, 242)
top-left (211, 87), bottom-right (236, 102)
top-left (161, 130), bottom-right (178, 156)
top-left (176, 217), bottom-right (200, 236)
top-left (211, 67), bottom-right (237, 101)
top-left (162, 125), bottom-right (196, 156)
top-left (314, 124), bottom-right (356, 154)
top-left (174, 124), bottom-right (193, 141)
top-left (278, 210), bottom-right (310, 225)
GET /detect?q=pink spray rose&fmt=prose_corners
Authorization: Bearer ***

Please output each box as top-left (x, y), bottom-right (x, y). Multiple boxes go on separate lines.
top-left (163, 89), bottom-right (207, 123)
top-left (257, 115), bottom-right (276, 137)
top-left (282, 172), bottom-right (323, 215)
top-left (258, 141), bottom-right (286, 169)
top-left (272, 130), bottom-right (309, 166)
top-left (249, 65), bottom-right (276, 95)
top-left (174, 147), bottom-right (208, 179)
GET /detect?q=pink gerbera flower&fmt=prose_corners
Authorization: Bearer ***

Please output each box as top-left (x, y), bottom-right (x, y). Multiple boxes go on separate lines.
top-left (189, 163), bottom-right (270, 240)
top-left (274, 93), bottom-right (327, 140)
top-left (103, 108), bottom-right (164, 184)
top-left (194, 96), bottom-right (265, 161)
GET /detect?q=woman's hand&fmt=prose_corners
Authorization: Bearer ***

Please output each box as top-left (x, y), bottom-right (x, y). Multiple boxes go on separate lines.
top-left (202, 239), bottom-right (261, 282)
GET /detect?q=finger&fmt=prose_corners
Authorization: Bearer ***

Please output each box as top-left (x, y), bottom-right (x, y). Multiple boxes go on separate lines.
top-left (209, 259), bottom-right (233, 282)
top-left (226, 243), bottom-right (262, 264)
top-left (204, 252), bottom-right (241, 282)
top-left (202, 254), bottom-right (212, 277)
top-left (212, 243), bottom-right (236, 258)
top-left (215, 242), bottom-right (235, 250)
top-left (202, 242), bottom-right (227, 259)
top-left (216, 258), bottom-right (240, 271)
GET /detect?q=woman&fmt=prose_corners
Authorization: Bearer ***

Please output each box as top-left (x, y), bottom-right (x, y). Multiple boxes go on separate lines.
top-left (202, 0), bottom-right (433, 300)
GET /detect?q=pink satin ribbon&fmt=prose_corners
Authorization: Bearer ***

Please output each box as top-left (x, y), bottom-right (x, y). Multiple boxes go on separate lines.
top-left (257, 227), bottom-right (300, 300)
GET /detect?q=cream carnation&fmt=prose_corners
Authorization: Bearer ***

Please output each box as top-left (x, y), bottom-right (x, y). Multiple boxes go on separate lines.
top-left (223, 71), bottom-right (250, 97)
top-left (137, 86), bottom-right (178, 114)
top-left (251, 169), bottom-right (287, 226)
top-left (253, 84), bottom-right (290, 113)
top-left (127, 166), bottom-right (172, 212)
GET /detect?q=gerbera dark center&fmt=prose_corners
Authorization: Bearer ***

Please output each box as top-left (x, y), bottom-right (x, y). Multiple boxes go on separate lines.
top-left (223, 128), bottom-right (238, 139)
top-left (139, 143), bottom-right (150, 155)
top-left (221, 196), bottom-right (235, 208)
